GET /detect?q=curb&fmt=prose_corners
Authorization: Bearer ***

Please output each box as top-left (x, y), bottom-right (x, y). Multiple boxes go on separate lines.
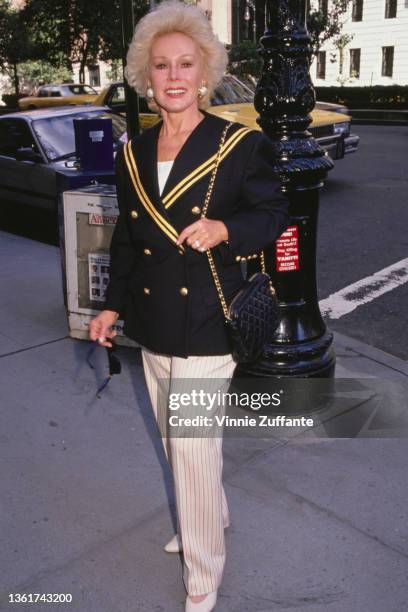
top-left (333, 331), bottom-right (408, 377)
top-left (350, 109), bottom-right (408, 126)
top-left (352, 119), bottom-right (408, 126)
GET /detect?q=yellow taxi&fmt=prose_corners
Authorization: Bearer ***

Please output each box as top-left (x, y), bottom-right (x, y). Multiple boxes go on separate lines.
top-left (18, 84), bottom-right (98, 111)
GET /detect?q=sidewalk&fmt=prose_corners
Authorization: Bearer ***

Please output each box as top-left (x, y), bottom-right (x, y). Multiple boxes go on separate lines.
top-left (1, 230), bottom-right (407, 612)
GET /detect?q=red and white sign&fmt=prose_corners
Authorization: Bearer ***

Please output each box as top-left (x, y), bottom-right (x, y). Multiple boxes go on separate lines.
top-left (88, 212), bottom-right (117, 226)
top-left (276, 225), bottom-right (300, 272)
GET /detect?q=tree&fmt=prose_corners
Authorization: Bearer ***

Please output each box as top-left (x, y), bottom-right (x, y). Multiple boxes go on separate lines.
top-left (106, 59), bottom-right (123, 83)
top-left (22, 0), bottom-right (150, 84)
top-left (307, 0), bottom-right (351, 56)
top-left (0, 0), bottom-right (33, 95)
top-left (18, 59), bottom-right (72, 93)
top-left (22, 0), bottom-right (124, 82)
top-left (332, 32), bottom-right (354, 85)
top-left (228, 40), bottom-right (262, 81)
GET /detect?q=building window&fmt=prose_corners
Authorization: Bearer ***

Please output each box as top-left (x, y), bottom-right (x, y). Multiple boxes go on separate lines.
top-left (381, 46), bottom-right (394, 77)
top-left (352, 0), bottom-right (363, 21)
top-left (316, 51), bottom-right (326, 79)
top-left (349, 48), bottom-right (361, 78)
top-left (318, 0), bottom-right (328, 16)
top-left (88, 65), bottom-right (100, 88)
top-left (385, 0), bottom-right (397, 18)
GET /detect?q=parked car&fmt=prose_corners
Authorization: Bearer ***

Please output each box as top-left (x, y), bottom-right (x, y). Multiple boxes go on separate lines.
top-left (93, 74), bottom-right (359, 159)
top-left (0, 106), bottom-right (127, 210)
top-left (315, 100), bottom-right (350, 115)
top-left (18, 84), bottom-right (99, 111)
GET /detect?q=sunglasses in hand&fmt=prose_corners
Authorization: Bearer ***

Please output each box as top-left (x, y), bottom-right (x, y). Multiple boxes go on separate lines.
top-left (86, 336), bottom-right (122, 397)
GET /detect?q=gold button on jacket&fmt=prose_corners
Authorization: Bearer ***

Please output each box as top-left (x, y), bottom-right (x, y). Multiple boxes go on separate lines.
top-left (144, 248), bottom-right (152, 255)
top-left (130, 210), bottom-right (138, 219)
top-left (191, 206), bottom-right (201, 215)
top-left (179, 287), bottom-right (188, 296)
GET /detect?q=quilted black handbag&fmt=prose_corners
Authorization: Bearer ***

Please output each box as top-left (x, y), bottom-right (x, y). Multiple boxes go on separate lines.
top-left (202, 123), bottom-right (280, 364)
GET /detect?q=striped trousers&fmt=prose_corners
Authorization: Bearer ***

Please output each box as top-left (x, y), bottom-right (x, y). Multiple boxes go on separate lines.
top-left (141, 347), bottom-right (236, 596)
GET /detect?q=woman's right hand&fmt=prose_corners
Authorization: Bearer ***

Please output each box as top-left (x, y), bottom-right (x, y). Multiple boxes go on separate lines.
top-left (89, 310), bottom-right (120, 348)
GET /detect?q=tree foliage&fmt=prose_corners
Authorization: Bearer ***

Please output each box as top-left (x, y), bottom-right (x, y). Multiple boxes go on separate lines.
top-left (22, 0), bottom-right (120, 82)
top-left (307, 0), bottom-right (351, 55)
top-left (0, 0), bottom-right (33, 94)
top-left (22, 0), bottom-right (150, 83)
top-left (228, 40), bottom-right (262, 81)
top-left (19, 59), bottom-right (72, 93)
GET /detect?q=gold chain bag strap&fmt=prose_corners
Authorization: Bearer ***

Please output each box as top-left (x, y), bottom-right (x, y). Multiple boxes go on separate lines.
top-left (201, 122), bottom-right (280, 363)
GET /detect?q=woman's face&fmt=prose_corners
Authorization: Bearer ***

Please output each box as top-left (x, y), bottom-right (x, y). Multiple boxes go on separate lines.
top-left (148, 31), bottom-right (206, 114)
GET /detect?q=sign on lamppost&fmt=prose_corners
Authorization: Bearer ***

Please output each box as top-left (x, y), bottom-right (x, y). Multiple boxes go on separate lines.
top-left (238, 0), bottom-right (336, 379)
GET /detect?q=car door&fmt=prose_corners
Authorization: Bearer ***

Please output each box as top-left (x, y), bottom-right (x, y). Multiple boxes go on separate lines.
top-left (48, 87), bottom-right (66, 108)
top-left (0, 118), bottom-right (56, 210)
top-left (36, 86), bottom-right (51, 108)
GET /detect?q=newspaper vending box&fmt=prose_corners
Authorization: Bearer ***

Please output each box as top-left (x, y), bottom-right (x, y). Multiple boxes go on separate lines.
top-left (62, 183), bottom-right (138, 347)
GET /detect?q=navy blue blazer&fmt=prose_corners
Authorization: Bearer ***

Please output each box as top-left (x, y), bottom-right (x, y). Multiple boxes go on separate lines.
top-left (104, 109), bottom-right (290, 357)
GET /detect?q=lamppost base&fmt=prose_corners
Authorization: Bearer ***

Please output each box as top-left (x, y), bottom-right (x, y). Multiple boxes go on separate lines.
top-left (234, 330), bottom-right (336, 379)
top-left (230, 331), bottom-right (336, 415)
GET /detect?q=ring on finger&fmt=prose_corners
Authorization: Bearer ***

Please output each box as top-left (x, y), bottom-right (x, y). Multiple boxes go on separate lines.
top-left (199, 246), bottom-right (205, 252)
top-left (194, 239), bottom-right (201, 248)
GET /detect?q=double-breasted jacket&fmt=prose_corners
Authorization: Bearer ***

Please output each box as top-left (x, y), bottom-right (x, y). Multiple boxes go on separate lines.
top-left (104, 109), bottom-right (290, 357)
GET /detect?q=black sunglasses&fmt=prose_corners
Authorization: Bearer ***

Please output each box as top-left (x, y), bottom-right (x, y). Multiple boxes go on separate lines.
top-left (86, 337), bottom-right (122, 397)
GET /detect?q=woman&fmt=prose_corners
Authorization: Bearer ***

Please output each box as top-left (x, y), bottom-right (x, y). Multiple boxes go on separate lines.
top-left (90, 1), bottom-right (289, 610)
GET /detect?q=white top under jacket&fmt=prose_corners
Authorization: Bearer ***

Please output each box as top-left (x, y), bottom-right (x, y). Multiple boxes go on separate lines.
top-left (157, 160), bottom-right (174, 196)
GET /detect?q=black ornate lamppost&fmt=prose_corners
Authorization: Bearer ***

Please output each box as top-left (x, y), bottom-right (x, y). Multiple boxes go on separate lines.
top-left (237, 0), bottom-right (336, 379)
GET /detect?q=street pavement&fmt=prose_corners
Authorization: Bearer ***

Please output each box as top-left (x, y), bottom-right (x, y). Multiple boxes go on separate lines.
top-left (1, 229), bottom-right (407, 612)
top-left (318, 124), bottom-right (408, 361)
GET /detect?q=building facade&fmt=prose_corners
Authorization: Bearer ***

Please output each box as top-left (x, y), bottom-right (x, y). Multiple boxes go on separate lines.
top-left (310, 0), bottom-right (408, 87)
top-left (196, 0), bottom-right (233, 45)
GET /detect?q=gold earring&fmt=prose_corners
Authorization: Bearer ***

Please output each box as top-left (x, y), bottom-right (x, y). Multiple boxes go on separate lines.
top-left (146, 86), bottom-right (154, 99)
top-left (198, 83), bottom-right (208, 99)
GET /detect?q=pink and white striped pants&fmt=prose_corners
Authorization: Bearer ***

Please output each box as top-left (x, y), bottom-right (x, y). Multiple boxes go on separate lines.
top-left (141, 347), bottom-right (236, 596)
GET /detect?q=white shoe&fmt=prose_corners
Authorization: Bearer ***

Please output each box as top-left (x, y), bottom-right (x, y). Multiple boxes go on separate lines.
top-left (185, 590), bottom-right (217, 611)
top-left (163, 533), bottom-right (182, 553)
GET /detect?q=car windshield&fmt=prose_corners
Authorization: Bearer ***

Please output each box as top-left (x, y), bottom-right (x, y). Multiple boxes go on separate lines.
top-left (211, 76), bottom-right (254, 105)
top-left (65, 85), bottom-right (97, 95)
top-left (32, 111), bottom-right (127, 161)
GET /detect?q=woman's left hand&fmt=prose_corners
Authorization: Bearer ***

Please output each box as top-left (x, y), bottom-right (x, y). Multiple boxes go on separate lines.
top-left (176, 219), bottom-right (228, 252)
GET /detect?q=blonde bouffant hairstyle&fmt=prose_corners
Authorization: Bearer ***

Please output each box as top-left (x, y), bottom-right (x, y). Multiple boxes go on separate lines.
top-left (124, 0), bottom-right (229, 113)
